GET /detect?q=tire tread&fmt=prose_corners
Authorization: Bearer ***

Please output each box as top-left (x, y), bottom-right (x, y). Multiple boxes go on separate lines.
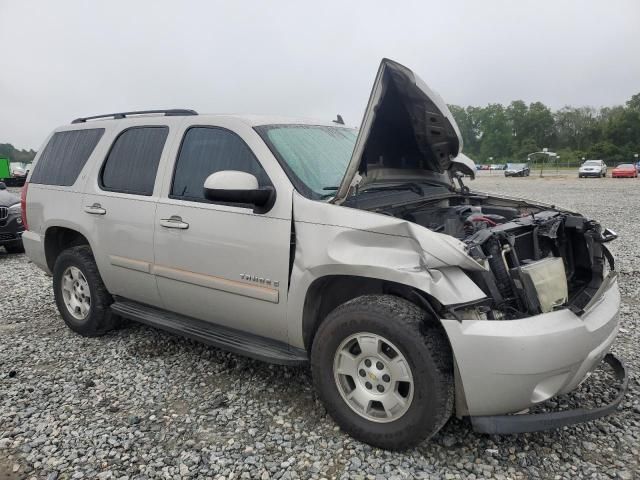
top-left (311, 294), bottom-right (454, 450)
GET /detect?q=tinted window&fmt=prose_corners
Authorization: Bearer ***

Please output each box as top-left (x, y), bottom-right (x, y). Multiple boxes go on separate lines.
top-left (171, 127), bottom-right (270, 201)
top-left (30, 129), bottom-right (104, 186)
top-left (101, 127), bottom-right (169, 195)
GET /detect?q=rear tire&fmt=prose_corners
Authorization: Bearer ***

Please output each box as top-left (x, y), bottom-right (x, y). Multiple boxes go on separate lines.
top-left (311, 294), bottom-right (454, 450)
top-left (53, 245), bottom-right (118, 336)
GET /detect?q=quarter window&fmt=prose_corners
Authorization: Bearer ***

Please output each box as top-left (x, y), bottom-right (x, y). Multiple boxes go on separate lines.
top-left (171, 127), bottom-right (270, 202)
top-left (30, 129), bottom-right (104, 186)
top-left (101, 126), bottom-right (169, 195)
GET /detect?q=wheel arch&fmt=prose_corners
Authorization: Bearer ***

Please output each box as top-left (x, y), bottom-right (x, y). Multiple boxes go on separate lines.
top-left (300, 274), bottom-right (444, 353)
top-left (44, 225), bottom-right (92, 272)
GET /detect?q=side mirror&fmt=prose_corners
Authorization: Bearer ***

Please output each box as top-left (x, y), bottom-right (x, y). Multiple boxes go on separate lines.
top-left (203, 171), bottom-right (275, 212)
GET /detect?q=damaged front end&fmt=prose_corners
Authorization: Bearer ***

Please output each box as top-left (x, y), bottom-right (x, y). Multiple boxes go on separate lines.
top-left (461, 203), bottom-right (617, 319)
top-left (316, 56), bottom-right (626, 430)
top-left (369, 192), bottom-right (617, 320)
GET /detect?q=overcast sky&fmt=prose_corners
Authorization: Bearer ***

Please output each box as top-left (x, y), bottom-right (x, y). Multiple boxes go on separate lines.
top-left (1, 0), bottom-right (639, 150)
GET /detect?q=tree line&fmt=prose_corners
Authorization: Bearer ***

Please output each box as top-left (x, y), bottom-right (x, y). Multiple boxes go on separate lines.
top-left (449, 93), bottom-right (640, 166)
top-left (0, 143), bottom-right (37, 164)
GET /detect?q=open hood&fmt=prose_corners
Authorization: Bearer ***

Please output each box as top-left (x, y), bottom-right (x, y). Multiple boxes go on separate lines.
top-left (332, 58), bottom-right (474, 204)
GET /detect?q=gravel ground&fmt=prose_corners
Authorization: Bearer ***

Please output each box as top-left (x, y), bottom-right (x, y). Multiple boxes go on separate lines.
top-left (1, 177), bottom-right (638, 480)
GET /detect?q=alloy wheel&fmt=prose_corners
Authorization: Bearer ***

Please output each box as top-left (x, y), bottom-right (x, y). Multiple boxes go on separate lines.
top-left (61, 266), bottom-right (91, 320)
top-left (333, 332), bottom-right (414, 423)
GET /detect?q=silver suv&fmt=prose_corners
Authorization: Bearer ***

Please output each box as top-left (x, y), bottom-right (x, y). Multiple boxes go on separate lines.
top-left (23, 59), bottom-right (626, 449)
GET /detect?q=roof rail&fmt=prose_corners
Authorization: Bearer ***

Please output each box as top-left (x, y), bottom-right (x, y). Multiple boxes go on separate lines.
top-left (71, 109), bottom-right (198, 124)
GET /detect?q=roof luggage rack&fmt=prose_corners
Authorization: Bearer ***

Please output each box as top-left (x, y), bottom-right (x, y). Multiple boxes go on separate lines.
top-left (71, 109), bottom-right (198, 124)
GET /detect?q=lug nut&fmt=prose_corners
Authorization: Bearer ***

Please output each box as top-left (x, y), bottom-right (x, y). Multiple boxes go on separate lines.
top-left (365, 382), bottom-right (372, 390)
top-left (364, 359), bottom-right (371, 367)
top-left (376, 361), bottom-right (384, 370)
top-left (382, 374), bottom-right (390, 383)
top-left (377, 385), bottom-right (384, 393)
top-left (359, 369), bottom-right (366, 377)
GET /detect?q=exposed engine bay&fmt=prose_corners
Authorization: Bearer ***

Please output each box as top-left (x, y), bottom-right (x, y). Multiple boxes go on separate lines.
top-left (373, 193), bottom-right (616, 319)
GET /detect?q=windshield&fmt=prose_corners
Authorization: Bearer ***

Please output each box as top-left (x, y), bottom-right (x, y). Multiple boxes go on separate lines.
top-left (256, 125), bottom-right (356, 198)
top-left (617, 164), bottom-right (633, 168)
top-left (507, 163), bottom-right (525, 169)
top-left (583, 160), bottom-right (601, 166)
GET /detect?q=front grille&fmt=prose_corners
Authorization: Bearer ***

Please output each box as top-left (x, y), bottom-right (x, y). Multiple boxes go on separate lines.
top-left (0, 232), bottom-right (15, 241)
top-left (0, 207), bottom-right (7, 220)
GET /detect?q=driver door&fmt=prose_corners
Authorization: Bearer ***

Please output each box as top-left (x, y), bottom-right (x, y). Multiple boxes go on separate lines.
top-left (153, 122), bottom-right (292, 342)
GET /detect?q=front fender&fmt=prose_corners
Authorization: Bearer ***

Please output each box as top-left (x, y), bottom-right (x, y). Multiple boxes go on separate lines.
top-left (287, 194), bottom-right (487, 348)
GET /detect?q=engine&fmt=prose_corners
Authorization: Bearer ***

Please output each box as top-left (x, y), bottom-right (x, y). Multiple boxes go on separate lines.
top-left (380, 195), bottom-right (614, 319)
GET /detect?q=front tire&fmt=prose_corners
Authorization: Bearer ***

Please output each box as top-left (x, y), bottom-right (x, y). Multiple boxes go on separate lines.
top-left (53, 245), bottom-right (118, 336)
top-left (311, 295), bottom-right (454, 450)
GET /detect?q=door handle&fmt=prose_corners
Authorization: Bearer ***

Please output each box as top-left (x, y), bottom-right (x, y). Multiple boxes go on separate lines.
top-left (84, 203), bottom-right (106, 215)
top-left (160, 215), bottom-right (189, 229)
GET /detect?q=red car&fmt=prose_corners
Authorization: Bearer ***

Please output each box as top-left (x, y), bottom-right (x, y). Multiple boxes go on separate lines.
top-left (611, 164), bottom-right (638, 178)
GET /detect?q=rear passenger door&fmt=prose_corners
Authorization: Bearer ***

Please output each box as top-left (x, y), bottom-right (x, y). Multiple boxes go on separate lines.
top-left (153, 122), bottom-right (292, 342)
top-left (83, 123), bottom-right (172, 308)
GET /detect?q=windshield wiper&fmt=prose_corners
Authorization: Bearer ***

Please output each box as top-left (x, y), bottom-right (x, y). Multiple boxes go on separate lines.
top-left (318, 186), bottom-right (339, 200)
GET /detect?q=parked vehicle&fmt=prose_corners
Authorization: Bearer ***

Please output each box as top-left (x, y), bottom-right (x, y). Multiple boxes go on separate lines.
top-left (578, 159), bottom-right (607, 178)
top-left (0, 182), bottom-right (25, 253)
top-left (635, 160), bottom-right (640, 174)
top-left (22, 59), bottom-right (626, 450)
top-left (504, 163), bottom-right (530, 177)
top-left (489, 164), bottom-right (506, 170)
top-left (0, 157), bottom-right (28, 187)
top-left (611, 163), bottom-right (638, 178)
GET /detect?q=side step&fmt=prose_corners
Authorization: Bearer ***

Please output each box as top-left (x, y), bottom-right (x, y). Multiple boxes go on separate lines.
top-left (111, 299), bottom-right (308, 366)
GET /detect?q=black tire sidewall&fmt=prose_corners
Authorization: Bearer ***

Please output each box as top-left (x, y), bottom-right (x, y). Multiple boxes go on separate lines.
top-left (311, 297), bottom-right (452, 448)
top-left (53, 246), bottom-right (113, 336)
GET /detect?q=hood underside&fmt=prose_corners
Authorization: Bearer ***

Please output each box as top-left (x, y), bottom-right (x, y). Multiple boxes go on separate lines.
top-left (333, 58), bottom-right (474, 203)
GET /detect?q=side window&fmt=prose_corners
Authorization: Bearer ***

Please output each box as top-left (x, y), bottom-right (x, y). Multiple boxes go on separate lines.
top-left (171, 127), bottom-right (270, 201)
top-left (30, 129), bottom-right (104, 186)
top-left (100, 126), bottom-right (169, 196)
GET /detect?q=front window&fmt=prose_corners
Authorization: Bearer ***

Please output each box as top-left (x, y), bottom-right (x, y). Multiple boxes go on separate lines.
top-left (256, 124), bottom-right (357, 199)
top-left (583, 160), bottom-right (601, 166)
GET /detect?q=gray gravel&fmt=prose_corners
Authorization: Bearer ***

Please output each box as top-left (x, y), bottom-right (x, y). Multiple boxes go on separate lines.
top-left (1, 177), bottom-right (639, 480)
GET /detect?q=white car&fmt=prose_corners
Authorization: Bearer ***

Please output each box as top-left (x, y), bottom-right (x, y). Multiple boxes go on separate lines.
top-left (22, 59), bottom-right (626, 449)
top-left (579, 159), bottom-right (607, 178)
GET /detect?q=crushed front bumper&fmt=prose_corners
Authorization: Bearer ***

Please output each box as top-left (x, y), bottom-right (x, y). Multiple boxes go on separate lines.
top-left (442, 272), bottom-right (623, 427)
top-left (471, 353), bottom-right (627, 433)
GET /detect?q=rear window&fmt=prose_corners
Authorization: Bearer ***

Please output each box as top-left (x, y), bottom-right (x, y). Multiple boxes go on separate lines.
top-left (100, 126), bottom-right (169, 196)
top-left (30, 129), bottom-right (104, 186)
